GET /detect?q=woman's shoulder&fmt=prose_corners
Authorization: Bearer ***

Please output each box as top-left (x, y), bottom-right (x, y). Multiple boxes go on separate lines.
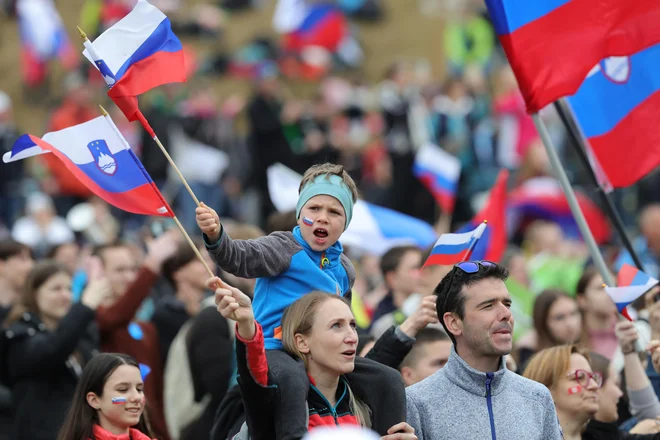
top-left (3, 312), bottom-right (45, 341)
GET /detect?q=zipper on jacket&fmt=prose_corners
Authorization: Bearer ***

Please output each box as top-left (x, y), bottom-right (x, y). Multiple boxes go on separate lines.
top-left (485, 373), bottom-right (496, 440)
top-left (311, 383), bottom-right (341, 426)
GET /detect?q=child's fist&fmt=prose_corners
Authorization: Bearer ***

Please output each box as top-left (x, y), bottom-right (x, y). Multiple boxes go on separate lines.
top-left (196, 202), bottom-right (221, 242)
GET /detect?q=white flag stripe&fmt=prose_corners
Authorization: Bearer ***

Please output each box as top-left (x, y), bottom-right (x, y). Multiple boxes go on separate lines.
top-left (41, 117), bottom-right (127, 164)
top-left (432, 229), bottom-right (478, 247)
top-left (83, 0), bottom-right (165, 75)
top-left (3, 146), bottom-right (46, 163)
top-left (605, 284), bottom-right (652, 304)
top-left (416, 143), bottom-right (461, 180)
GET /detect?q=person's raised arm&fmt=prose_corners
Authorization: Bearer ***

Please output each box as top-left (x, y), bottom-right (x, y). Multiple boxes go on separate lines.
top-left (617, 320), bottom-right (660, 419)
top-left (197, 203), bottom-right (297, 279)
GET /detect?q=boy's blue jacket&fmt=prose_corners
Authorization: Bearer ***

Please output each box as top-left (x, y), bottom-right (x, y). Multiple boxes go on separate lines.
top-left (205, 226), bottom-right (355, 349)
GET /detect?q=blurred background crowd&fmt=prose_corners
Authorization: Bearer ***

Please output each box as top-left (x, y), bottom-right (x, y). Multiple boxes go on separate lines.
top-left (3, 0), bottom-right (660, 439)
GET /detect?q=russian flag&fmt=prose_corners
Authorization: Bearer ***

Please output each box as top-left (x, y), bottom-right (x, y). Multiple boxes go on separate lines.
top-left (617, 264), bottom-right (659, 290)
top-left (605, 284), bottom-right (653, 321)
top-left (457, 170), bottom-right (508, 263)
top-left (266, 163), bottom-right (438, 256)
top-left (509, 177), bottom-right (611, 244)
top-left (485, 0), bottom-right (660, 113)
top-left (424, 222), bottom-right (487, 268)
top-left (2, 115), bottom-right (173, 218)
top-left (413, 143), bottom-right (461, 214)
top-left (82, 0), bottom-right (186, 121)
top-left (567, 45), bottom-right (660, 188)
top-left (284, 3), bottom-right (348, 53)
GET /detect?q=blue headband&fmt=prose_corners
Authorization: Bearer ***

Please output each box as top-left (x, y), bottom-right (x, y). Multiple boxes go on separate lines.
top-left (296, 174), bottom-right (354, 230)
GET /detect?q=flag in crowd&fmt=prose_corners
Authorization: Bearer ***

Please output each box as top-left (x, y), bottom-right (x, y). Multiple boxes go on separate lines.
top-left (81, 0), bottom-right (187, 121)
top-left (605, 284), bottom-right (652, 321)
top-left (485, 0), bottom-right (660, 112)
top-left (456, 169), bottom-right (508, 263)
top-left (2, 114), bottom-right (174, 217)
top-left (423, 221), bottom-right (486, 268)
top-left (567, 44), bottom-right (660, 188)
top-left (617, 264), bottom-right (659, 290)
top-left (509, 177), bottom-right (611, 244)
top-left (413, 142), bottom-right (461, 215)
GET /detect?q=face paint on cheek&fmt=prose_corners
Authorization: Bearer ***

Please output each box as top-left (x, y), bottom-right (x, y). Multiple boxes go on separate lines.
top-left (112, 397), bottom-right (127, 405)
top-left (568, 385), bottom-right (583, 395)
top-left (303, 217), bottom-right (314, 226)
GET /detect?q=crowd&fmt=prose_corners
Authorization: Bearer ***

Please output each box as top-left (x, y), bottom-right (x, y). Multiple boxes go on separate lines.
top-left (3, 0), bottom-right (660, 439)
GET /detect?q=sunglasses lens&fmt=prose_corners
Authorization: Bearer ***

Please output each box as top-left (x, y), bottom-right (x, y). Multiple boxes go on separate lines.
top-left (456, 262), bottom-right (480, 274)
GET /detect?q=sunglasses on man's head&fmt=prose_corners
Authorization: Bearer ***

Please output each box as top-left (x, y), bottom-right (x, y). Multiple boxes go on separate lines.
top-left (439, 260), bottom-right (497, 307)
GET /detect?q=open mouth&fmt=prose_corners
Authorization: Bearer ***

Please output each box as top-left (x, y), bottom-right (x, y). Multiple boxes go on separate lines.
top-left (314, 228), bottom-right (328, 239)
top-left (341, 350), bottom-right (356, 357)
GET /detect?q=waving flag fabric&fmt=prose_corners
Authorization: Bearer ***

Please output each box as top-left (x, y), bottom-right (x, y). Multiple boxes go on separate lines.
top-left (509, 177), bottom-right (611, 244)
top-left (82, 0), bottom-right (186, 121)
top-left (617, 264), bottom-right (659, 289)
top-left (267, 163), bottom-right (437, 256)
top-left (457, 169), bottom-right (508, 263)
top-left (424, 222), bottom-right (487, 268)
top-left (413, 143), bottom-right (461, 214)
top-left (567, 46), bottom-right (660, 188)
top-left (3, 116), bottom-right (173, 217)
top-left (605, 284), bottom-right (651, 321)
top-left (485, 0), bottom-right (660, 113)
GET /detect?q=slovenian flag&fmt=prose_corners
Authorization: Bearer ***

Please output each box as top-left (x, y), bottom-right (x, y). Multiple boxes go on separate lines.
top-left (567, 44), bottom-right (660, 188)
top-left (485, 0), bottom-right (660, 113)
top-left (424, 222), bottom-right (487, 268)
top-left (413, 143), bottom-right (461, 215)
top-left (82, 0), bottom-right (186, 121)
top-left (2, 115), bottom-right (173, 217)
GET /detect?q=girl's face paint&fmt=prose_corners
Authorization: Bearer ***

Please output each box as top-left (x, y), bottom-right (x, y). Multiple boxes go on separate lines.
top-left (111, 397), bottom-right (127, 404)
top-left (568, 385), bottom-right (583, 395)
top-left (303, 216), bottom-right (314, 226)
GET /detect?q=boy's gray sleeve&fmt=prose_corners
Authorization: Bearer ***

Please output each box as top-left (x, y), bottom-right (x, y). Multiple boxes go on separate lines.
top-left (204, 230), bottom-right (300, 278)
top-left (405, 393), bottom-right (424, 440)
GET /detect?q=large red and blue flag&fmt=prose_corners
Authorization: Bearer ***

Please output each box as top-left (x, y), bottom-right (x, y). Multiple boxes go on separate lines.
top-left (485, 0), bottom-right (660, 113)
top-left (456, 169), bottom-right (508, 263)
top-left (2, 115), bottom-right (173, 217)
top-left (567, 46), bottom-right (660, 188)
top-left (82, 0), bottom-right (186, 121)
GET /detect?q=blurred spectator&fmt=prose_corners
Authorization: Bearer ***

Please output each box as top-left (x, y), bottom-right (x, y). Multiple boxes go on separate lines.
top-left (0, 239), bottom-right (33, 324)
top-left (3, 260), bottom-right (111, 440)
top-left (399, 327), bottom-right (451, 387)
top-left (515, 289), bottom-right (582, 371)
top-left (370, 245), bottom-right (423, 337)
top-left (576, 267), bottom-right (618, 360)
top-left (46, 242), bottom-right (80, 275)
top-left (443, 4), bottom-right (494, 76)
top-left (11, 192), bottom-right (75, 257)
top-left (0, 92), bottom-right (23, 232)
top-left (615, 204), bottom-right (660, 279)
top-left (154, 241), bottom-right (209, 364)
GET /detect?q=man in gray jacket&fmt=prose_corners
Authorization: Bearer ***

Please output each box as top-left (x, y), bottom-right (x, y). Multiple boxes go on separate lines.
top-left (406, 261), bottom-right (562, 440)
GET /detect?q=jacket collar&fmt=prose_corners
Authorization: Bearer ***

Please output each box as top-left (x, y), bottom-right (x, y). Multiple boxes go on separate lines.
top-left (444, 345), bottom-right (508, 397)
top-left (92, 424), bottom-right (152, 440)
top-left (292, 226), bottom-right (343, 267)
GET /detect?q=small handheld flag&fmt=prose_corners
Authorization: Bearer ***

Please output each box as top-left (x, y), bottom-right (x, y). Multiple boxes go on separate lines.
top-left (604, 284), bottom-right (652, 321)
top-left (423, 222), bottom-right (487, 268)
top-left (617, 264), bottom-right (659, 289)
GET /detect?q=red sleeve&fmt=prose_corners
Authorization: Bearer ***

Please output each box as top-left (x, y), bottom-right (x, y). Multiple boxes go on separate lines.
top-left (95, 266), bottom-right (158, 332)
top-left (235, 322), bottom-right (269, 387)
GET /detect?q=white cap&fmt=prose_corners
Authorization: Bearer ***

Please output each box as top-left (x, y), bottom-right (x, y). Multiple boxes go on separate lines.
top-left (26, 192), bottom-right (55, 215)
top-left (0, 91), bottom-right (11, 113)
top-left (302, 427), bottom-right (380, 440)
